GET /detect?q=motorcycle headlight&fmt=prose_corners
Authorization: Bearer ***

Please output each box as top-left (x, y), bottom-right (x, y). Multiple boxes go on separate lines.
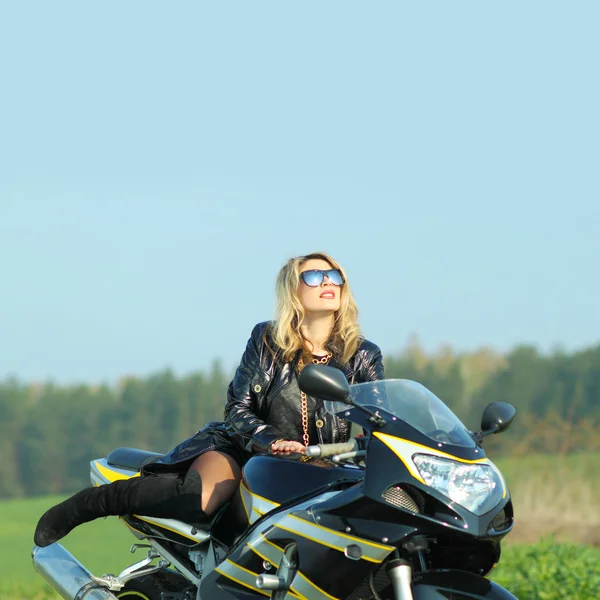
top-left (412, 454), bottom-right (504, 516)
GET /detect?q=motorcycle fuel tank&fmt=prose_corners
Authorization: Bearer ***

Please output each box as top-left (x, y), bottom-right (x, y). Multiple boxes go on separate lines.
top-left (240, 455), bottom-right (363, 521)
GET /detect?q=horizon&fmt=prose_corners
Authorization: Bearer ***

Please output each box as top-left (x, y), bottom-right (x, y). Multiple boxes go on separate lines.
top-left (3, 332), bottom-right (597, 388)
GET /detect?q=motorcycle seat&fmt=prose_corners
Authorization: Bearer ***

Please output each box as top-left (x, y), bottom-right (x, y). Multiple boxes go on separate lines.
top-left (107, 447), bottom-right (165, 471)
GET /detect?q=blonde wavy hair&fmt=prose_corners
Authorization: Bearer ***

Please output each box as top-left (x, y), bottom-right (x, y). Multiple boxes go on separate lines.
top-left (267, 252), bottom-right (361, 365)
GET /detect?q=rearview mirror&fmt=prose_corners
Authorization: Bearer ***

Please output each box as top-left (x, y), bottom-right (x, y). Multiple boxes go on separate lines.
top-left (481, 402), bottom-right (516, 435)
top-left (298, 364), bottom-right (350, 403)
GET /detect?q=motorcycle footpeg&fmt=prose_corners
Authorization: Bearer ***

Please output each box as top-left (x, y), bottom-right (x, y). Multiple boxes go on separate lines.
top-left (256, 573), bottom-right (286, 590)
top-left (255, 543), bottom-right (298, 600)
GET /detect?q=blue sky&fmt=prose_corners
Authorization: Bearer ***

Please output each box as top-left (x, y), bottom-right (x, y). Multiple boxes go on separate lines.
top-left (1, 2), bottom-right (598, 383)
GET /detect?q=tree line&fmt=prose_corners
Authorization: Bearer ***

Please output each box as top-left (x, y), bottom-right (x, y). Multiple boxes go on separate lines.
top-left (1, 340), bottom-right (598, 498)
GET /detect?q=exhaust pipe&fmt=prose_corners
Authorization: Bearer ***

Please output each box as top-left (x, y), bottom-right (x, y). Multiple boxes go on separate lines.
top-left (32, 543), bottom-right (119, 600)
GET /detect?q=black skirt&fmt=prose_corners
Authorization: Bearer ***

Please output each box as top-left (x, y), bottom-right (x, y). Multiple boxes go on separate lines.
top-left (141, 421), bottom-right (250, 476)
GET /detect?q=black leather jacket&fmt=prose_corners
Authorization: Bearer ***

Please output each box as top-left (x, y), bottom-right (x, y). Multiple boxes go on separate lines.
top-left (145, 321), bottom-right (384, 473)
top-left (225, 322), bottom-right (385, 453)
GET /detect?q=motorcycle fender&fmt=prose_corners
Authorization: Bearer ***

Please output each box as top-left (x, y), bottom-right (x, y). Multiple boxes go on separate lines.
top-left (412, 569), bottom-right (517, 600)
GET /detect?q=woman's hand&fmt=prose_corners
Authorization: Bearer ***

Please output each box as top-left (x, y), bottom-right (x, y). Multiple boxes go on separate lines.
top-left (270, 440), bottom-right (306, 455)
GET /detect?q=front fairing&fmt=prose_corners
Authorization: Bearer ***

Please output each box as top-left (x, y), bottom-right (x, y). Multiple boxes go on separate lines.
top-left (362, 414), bottom-right (513, 539)
top-left (304, 405), bottom-right (512, 581)
top-left (325, 380), bottom-right (513, 540)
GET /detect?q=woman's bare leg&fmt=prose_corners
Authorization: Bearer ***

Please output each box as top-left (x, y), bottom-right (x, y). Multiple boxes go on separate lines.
top-left (188, 450), bottom-right (241, 516)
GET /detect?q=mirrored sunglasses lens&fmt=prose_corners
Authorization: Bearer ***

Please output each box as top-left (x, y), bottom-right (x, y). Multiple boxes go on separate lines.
top-left (327, 270), bottom-right (344, 285)
top-left (302, 270), bottom-right (323, 286)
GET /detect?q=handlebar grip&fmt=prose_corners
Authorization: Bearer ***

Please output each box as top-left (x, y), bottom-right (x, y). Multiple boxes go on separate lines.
top-left (305, 439), bottom-right (359, 458)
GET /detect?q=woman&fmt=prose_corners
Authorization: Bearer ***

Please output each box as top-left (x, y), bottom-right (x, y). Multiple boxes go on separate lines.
top-left (34, 252), bottom-right (384, 547)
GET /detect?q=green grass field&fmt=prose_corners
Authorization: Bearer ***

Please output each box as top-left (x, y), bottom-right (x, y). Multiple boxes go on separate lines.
top-left (2, 453), bottom-right (599, 599)
top-left (493, 452), bottom-right (600, 545)
top-left (0, 495), bottom-right (136, 599)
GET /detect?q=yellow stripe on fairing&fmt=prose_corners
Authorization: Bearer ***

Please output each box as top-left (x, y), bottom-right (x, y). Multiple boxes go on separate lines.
top-left (286, 514), bottom-right (392, 550)
top-left (94, 461), bottom-right (140, 482)
top-left (238, 484), bottom-right (251, 521)
top-left (239, 480), bottom-right (280, 524)
top-left (240, 481), bottom-right (280, 508)
top-left (118, 517), bottom-right (147, 538)
top-left (133, 515), bottom-right (203, 542)
top-left (273, 514), bottom-right (394, 564)
top-left (374, 432), bottom-right (488, 464)
top-left (247, 534), bottom-right (338, 600)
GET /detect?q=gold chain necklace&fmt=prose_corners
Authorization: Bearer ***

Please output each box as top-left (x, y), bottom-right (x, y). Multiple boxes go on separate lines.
top-left (297, 352), bottom-right (332, 448)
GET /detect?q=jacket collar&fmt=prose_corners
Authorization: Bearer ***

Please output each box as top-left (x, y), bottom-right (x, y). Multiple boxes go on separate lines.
top-left (279, 349), bottom-right (355, 381)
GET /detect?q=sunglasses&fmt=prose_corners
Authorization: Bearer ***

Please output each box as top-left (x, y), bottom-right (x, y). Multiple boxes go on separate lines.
top-left (300, 269), bottom-right (345, 287)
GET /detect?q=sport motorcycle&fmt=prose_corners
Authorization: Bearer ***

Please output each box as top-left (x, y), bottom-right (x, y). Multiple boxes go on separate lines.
top-left (33, 364), bottom-right (518, 599)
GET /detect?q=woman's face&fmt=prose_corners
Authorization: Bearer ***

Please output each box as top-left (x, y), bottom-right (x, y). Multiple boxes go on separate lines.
top-left (297, 258), bottom-right (343, 315)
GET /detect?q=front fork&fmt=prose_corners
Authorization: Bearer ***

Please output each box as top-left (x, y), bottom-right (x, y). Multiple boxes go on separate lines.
top-left (387, 559), bottom-right (414, 600)
top-left (386, 535), bottom-right (430, 600)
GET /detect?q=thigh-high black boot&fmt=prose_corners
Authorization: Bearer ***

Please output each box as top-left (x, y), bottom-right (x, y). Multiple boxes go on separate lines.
top-left (34, 470), bottom-right (205, 548)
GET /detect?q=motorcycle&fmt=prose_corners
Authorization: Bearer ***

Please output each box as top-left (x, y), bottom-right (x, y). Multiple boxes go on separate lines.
top-left (32, 364), bottom-right (518, 600)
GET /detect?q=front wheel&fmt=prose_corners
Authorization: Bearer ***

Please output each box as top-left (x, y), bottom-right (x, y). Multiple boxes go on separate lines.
top-left (115, 570), bottom-right (195, 600)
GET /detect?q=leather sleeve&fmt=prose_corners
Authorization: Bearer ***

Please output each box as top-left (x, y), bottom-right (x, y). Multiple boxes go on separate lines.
top-left (356, 341), bottom-right (385, 382)
top-left (224, 324), bottom-right (286, 453)
top-left (355, 341), bottom-right (387, 432)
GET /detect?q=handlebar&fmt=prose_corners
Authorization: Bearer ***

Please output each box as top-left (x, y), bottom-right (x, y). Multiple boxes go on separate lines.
top-left (305, 439), bottom-right (359, 458)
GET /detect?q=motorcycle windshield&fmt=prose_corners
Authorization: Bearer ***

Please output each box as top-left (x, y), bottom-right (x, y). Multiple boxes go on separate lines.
top-left (324, 379), bottom-right (476, 448)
